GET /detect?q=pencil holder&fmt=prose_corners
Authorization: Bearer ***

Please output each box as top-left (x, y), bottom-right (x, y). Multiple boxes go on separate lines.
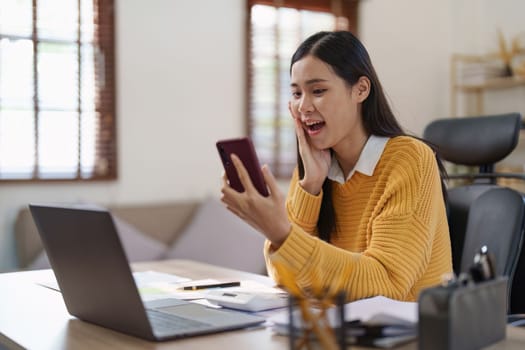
top-left (271, 262), bottom-right (347, 350)
top-left (287, 292), bottom-right (346, 350)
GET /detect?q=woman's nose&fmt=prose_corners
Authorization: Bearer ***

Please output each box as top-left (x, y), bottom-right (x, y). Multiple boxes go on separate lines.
top-left (298, 95), bottom-right (314, 114)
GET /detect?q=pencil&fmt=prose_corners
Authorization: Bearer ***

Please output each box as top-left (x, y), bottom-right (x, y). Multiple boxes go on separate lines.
top-left (180, 281), bottom-right (241, 291)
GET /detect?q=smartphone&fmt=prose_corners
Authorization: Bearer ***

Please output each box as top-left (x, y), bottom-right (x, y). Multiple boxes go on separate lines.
top-left (216, 137), bottom-right (269, 197)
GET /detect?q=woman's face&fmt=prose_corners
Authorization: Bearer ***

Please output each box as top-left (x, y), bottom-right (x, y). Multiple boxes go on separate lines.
top-left (290, 55), bottom-right (367, 152)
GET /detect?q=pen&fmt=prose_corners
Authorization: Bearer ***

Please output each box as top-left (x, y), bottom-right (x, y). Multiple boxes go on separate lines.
top-left (180, 281), bottom-right (241, 291)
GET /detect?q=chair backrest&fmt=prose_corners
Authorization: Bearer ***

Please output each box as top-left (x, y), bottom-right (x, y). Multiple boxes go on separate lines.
top-left (447, 184), bottom-right (498, 270)
top-left (459, 188), bottom-right (525, 313)
top-left (424, 113), bottom-right (521, 172)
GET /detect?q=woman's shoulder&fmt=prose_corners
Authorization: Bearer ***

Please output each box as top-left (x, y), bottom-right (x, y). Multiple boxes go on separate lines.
top-left (382, 135), bottom-right (435, 168)
top-left (386, 135), bottom-right (434, 156)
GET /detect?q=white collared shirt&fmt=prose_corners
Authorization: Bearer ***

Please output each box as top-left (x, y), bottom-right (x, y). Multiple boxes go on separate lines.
top-left (327, 135), bottom-right (390, 184)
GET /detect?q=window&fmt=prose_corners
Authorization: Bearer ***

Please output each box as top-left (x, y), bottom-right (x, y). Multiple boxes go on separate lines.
top-left (0, 0), bottom-right (116, 181)
top-left (247, 0), bottom-right (359, 178)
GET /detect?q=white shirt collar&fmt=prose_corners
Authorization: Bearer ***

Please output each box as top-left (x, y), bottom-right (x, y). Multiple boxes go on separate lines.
top-left (328, 135), bottom-right (390, 184)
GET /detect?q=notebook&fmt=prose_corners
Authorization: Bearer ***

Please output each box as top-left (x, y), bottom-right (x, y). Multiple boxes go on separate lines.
top-left (29, 203), bottom-right (265, 341)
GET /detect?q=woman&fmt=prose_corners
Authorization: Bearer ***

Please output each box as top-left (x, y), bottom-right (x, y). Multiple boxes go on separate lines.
top-left (221, 31), bottom-right (452, 302)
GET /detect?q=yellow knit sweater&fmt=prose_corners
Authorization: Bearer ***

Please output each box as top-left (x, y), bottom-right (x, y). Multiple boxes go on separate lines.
top-left (264, 136), bottom-right (452, 302)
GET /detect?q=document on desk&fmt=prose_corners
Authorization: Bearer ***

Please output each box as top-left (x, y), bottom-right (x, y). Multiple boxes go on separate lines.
top-left (133, 273), bottom-right (283, 304)
top-left (269, 296), bottom-right (418, 348)
top-left (138, 278), bottom-right (229, 301)
top-left (141, 279), bottom-right (285, 305)
top-left (36, 270), bottom-right (205, 300)
top-left (36, 270), bottom-right (284, 309)
top-left (133, 270), bottom-right (190, 285)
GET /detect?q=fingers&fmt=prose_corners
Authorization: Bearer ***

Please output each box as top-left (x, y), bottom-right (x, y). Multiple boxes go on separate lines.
top-left (261, 164), bottom-right (281, 200)
top-left (288, 102), bottom-right (302, 135)
top-left (221, 171), bottom-right (229, 187)
top-left (292, 113), bottom-right (302, 134)
top-left (230, 154), bottom-right (257, 194)
top-left (221, 172), bottom-right (237, 198)
top-left (288, 100), bottom-right (298, 119)
top-left (221, 171), bottom-right (243, 205)
top-left (289, 102), bottom-right (308, 154)
top-left (223, 201), bottom-right (245, 220)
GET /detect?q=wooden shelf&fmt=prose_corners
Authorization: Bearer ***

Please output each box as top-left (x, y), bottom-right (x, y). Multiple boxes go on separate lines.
top-left (454, 76), bottom-right (525, 93)
top-left (451, 54), bottom-right (525, 116)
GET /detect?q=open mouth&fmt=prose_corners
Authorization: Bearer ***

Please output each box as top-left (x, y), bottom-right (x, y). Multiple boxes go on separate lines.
top-left (305, 120), bottom-right (325, 132)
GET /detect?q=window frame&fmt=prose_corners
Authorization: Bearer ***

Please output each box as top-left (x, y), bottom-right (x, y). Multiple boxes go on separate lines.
top-left (0, 0), bottom-right (117, 183)
top-left (245, 0), bottom-right (359, 179)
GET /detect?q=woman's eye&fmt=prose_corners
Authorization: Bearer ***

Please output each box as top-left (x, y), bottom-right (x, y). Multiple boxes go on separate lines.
top-left (291, 91), bottom-right (301, 99)
top-left (313, 89), bottom-right (327, 95)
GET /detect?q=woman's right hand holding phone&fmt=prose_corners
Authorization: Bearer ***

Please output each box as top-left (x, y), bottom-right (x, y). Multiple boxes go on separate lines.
top-left (221, 154), bottom-right (291, 248)
top-left (289, 101), bottom-right (330, 195)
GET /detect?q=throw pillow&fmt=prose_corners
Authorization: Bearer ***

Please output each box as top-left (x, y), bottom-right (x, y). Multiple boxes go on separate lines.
top-left (111, 215), bottom-right (168, 262)
top-left (162, 197), bottom-right (266, 274)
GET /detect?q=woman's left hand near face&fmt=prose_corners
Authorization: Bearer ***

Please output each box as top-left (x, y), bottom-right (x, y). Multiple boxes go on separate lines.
top-left (220, 154), bottom-right (291, 247)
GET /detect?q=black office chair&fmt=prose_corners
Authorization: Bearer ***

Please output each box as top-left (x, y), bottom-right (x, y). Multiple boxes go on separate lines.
top-left (424, 112), bottom-right (525, 314)
top-left (424, 113), bottom-right (523, 272)
top-left (460, 188), bottom-right (525, 313)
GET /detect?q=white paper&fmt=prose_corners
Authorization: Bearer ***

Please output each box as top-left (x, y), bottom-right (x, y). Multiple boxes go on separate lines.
top-left (133, 270), bottom-right (190, 286)
top-left (347, 296), bottom-right (418, 324)
top-left (269, 295), bottom-right (417, 328)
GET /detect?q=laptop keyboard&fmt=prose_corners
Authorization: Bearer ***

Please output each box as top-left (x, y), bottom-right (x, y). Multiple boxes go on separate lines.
top-left (146, 309), bottom-right (211, 333)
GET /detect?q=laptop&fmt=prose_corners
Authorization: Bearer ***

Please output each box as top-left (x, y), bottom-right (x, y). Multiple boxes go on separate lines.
top-left (29, 203), bottom-right (265, 341)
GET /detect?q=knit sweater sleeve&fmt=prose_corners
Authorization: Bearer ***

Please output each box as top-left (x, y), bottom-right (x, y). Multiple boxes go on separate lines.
top-left (264, 167), bottom-right (323, 280)
top-left (264, 140), bottom-right (446, 301)
top-left (285, 168), bottom-right (323, 234)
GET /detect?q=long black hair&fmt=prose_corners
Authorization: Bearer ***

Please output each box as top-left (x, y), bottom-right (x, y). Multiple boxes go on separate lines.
top-left (290, 31), bottom-right (447, 242)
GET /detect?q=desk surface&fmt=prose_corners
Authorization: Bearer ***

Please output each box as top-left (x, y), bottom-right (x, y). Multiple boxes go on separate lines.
top-left (1, 259), bottom-right (525, 350)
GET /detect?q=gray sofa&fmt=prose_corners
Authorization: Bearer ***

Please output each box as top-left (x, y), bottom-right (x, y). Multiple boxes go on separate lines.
top-left (14, 197), bottom-right (267, 274)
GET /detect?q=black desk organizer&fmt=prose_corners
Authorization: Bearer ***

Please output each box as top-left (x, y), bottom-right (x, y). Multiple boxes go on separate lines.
top-left (418, 277), bottom-right (507, 350)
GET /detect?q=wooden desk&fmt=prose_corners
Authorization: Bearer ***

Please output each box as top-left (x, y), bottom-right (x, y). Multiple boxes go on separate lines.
top-left (1, 259), bottom-right (525, 349)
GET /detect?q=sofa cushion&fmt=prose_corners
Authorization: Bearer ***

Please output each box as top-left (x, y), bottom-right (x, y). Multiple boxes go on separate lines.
top-left (109, 201), bottom-right (200, 245)
top-left (112, 215), bottom-right (168, 261)
top-left (162, 197), bottom-right (266, 274)
top-left (28, 214), bottom-right (168, 270)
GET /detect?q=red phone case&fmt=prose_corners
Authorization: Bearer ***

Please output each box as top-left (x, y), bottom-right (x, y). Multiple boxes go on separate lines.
top-left (216, 137), bottom-right (269, 197)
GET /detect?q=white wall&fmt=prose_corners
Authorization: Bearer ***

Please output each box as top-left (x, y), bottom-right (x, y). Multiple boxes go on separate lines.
top-left (451, 0), bottom-right (524, 55)
top-left (359, 0), bottom-right (452, 135)
top-left (1, 0), bottom-right (524, 272)
top-left (360, 0), bottom-right (525, 131)
top-left (115, 0), bottom-right (246, 201)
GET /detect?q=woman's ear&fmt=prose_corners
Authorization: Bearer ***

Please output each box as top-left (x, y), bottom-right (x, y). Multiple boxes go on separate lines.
top-left (355, 76), bottom-right (371, 103)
